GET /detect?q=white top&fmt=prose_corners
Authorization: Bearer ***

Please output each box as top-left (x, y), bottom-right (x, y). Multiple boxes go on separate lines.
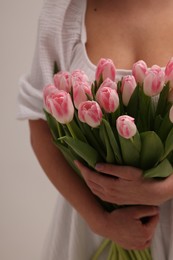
top-left (17, 0), bottom-right (173, 259)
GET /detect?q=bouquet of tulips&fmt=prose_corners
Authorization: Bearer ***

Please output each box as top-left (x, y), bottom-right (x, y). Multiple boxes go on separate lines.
top-left (43, 57), bottom-right (173, 260)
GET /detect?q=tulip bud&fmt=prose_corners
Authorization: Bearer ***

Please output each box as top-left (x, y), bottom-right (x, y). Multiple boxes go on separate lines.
top-left (71, 70), bottom-right (90, 85)
top-left (44, 89), bottom-right (74, 124)
top-left (132, 60), bottom-right (148, 84)
top-left (95, 58), bottom-right (116, 83)
top-left (143, 66), bottom-right (165, 96)
top-left (116, 115), bottom-right (137, 139)
top-left (99, 78), bottom-right (117, 90)
top-left (96, 87), bottom-right (119, 113)
top-left (54, 71), bottom-right (71, 92)
top-left (169, 105), bottom-right (173, 123)
top-left (121, 75), bottom-right (137, 106)
top-left (43, 84), bottom-right (57, 110)
top-left (78, 101), bottom-right (102, 128)
top-left (165, 57), bottom-right (173, 88)
top-left (72, 81), bottom-right (92, 109)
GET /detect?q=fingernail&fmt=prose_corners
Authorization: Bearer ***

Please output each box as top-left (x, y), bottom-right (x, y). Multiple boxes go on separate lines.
top-left (74, 160), bottom-right (79, 167)
top-left (95, 163), bottom-right (102, 170)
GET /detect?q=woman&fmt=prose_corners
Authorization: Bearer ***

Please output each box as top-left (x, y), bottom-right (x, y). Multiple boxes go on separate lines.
top-left (17, 0), bottom-right (173, 259)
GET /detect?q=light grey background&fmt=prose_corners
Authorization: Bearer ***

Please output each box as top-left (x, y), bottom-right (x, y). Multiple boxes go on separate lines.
top-left (1, 1), bottom-right (57, 259)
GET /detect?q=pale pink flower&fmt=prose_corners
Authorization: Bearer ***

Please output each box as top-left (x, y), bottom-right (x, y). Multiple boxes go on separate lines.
top-left (96, 87), bottom-right (119, 113)
top-left (116, 115), bottom-right (137, 139)
top-left (169, 105), bottom-right (173, 123)
top-left (72, 81), bottom-right (92, 109)
top-left (95, 58), bottom-right (116, 82)
top-left (99, 78), bottom-right (117, 90)
top-left (43, 84), bottom-right (57, 109)
top-left (78, 101), bottom-right (102, 128)
top-left (71, 70), bottom-right (89, 85)
top-left (44, 88), bottom-right (74, 124)
top-left (165, 57), bottom-right (173, 88)
top-left (121, 75), bottom-right (137, 106)
top-left (143, 66), bottom-right (165, 96)
top-left (54, 71), bottom-right (71, 92)
top-left (132, 60), bottom-right (148, 84)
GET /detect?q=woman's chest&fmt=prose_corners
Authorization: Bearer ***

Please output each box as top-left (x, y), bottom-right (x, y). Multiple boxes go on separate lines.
top-left (85, 2), bottom-right (173, 69)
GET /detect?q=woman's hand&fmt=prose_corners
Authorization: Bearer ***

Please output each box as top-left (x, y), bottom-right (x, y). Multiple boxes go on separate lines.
top-left (93, 205), bottom-right (159, 250)
top-left (75, 161), bottom-right (173, 206)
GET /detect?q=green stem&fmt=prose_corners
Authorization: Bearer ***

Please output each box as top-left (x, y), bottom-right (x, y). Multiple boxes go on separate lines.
top-left (107, 242), bottom-right (114, 260)
top-left (66, 122), bottom-right (76, 138)
top-left (91, 239), bottom-right (111, 260)
top-left (56, 121), bottom-right (63, 138)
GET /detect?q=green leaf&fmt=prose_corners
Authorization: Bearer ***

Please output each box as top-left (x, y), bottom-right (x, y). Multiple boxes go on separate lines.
top-left (102, 119), bottom-right (123, 164)
top-left (118, 134), bottom-right (140, 167)
top-left (157, 111), bottom-right (173, 142)
top-left (60, 136), bottom-right (101, 168)
top-left (137, 87), bottom-right (152, 132)
top-left (163, 127), bottom-right (173, 159)
top-left (54, 141), bottom-right (81, 176)
top-left (140, 131), bottom-right (164, 170)
top-left (66, 119), bottom-right (87, 142)
top-left (154, 115), bottom-right (163, 132)
top-left (144, 159), bottom-right (173, 178)
top-left (99, 122), bottom-right (115, 163)
top-left (44, 109), bottom-right (63, 139)
top-left (74, 111), bottom-right (106, 159)
top-left (155, 83), bottom-right (170, 117)
top-left (53, 61), bottom-right (59, 75)
top-left (126, 84), bottom-right (140, 120)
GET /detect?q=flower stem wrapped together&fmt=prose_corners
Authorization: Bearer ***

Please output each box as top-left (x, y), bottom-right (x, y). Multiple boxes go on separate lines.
top-left (43, 58), bottom-right (173, 260)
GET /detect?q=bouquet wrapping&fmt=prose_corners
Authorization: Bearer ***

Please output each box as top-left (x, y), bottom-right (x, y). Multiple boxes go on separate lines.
top-left (43, 57), bottom-right (173, 259)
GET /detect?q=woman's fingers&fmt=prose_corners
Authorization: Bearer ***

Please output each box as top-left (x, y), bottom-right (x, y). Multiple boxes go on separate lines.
top-left (133, 205), bottom-right (159, 219)
top-left (95, 163), bottom-right (142, 181)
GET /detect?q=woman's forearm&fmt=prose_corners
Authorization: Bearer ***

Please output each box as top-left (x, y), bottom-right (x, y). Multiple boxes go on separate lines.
top-left (28, 119), bottom-right (104, 231)
top-left (28, 119), bottom-right (160, 249)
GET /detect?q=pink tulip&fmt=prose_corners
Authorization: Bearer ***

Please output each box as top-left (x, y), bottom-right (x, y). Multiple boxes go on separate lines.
top-left (71, 69), bottom-right (89, 84)
top-left (132, 60), bottom-right (148, 84)
top-left (96, 87), bottom-right (119, 113)
top-left (169, 105), bottom-right (173, 123)
top-left (54, 71), bottom-right (71, 92)
top-left (165, 57), bottom-right (173, 88)
top-left (95, 58), bottom-right (116, 82)
top-left (143, 66), bottom-right (165, 96)
top-left (78, 101), bottom-right (102, 128)
top-left (116, 115), bottom-right (137, 139)
top-left (44, 88), bottom-right (74, 124)
top-left (121, 75), bottom-right (137, 106)
top-left (72, 81), bottom-right (92, 109)
top-left (43, 84), bottom-right (57, 109)
top-left (99, 78), bottom-right (117, 90)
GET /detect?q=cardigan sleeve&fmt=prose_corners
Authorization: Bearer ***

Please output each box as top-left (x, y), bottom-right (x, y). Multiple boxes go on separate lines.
top-left (17, 0), bottom-right (83, 120)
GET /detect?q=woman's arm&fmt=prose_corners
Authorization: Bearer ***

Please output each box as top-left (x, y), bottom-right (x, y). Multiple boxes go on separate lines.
top-left (29, 119), bottom-right (159, 250)
top-left (76, 161), bottom-right (173, 206)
